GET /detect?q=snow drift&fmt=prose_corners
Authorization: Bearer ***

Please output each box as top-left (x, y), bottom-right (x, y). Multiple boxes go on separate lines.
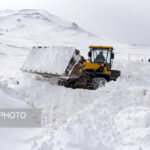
top-left (32, 61), bottom-right (150, 150)
top-left (0, 82), bottom-right (27, 108)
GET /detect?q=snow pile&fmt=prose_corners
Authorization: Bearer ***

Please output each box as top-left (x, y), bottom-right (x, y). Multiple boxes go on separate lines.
top-left (48, 104), bottom-right (115, 150)
top-left (34, 61), bottom-right (150, 150)
top-left (16, 77), bottom-right (97, 129)
top-left (0, 82), bottom-right (45, 150)
top-left (0, 82), bottom-right (27, 108)
top-left (115, 106), bottom-right (150, 145)
top-left (21, 46), bottom-right (76, 75)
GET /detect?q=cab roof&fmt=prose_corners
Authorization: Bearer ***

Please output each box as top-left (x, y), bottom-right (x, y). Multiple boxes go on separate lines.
top-left (89, 45), bottom-right (114, 50)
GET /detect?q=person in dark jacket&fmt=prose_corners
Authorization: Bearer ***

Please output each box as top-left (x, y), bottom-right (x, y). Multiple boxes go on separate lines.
top-left (95, 51), bottom-right (105, 62)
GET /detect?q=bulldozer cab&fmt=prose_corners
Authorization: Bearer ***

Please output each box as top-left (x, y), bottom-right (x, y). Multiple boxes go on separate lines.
top-left (88, 46), bottom-right (114, 71)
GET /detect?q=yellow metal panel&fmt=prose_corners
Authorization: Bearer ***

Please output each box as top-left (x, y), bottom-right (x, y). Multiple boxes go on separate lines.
top-left (89, 45), bottom-right (114, 50)
top-left (103, 66), bottom-right (111, 74)
top-left (83, 62), bottom-right (100, 70)
top-left (83, 62), bottom-right (111, 74)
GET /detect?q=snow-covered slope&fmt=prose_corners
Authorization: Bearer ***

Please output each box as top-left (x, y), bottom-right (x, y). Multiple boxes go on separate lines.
top-left (0, 9), bottom-right (149, 59)
top-left (0, 9), bottom-right (94, 36)
top-left (0, 8), bottom-right (96, 49)
top-left (0, 9), bottom-right (127, 55)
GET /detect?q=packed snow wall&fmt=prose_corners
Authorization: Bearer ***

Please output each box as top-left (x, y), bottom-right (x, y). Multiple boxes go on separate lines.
top-left (21, 46), bottom-right (76, 75)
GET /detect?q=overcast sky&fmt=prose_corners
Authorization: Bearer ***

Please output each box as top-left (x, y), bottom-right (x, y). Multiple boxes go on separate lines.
top-left (0, 0), bottom-right (150, 45)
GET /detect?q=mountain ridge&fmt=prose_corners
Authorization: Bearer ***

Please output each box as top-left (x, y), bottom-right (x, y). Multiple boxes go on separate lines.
top-left (0, 9), bottom-right (95, 37)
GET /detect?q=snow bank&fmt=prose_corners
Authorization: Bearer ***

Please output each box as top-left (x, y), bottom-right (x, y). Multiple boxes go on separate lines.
top-left (115, 106), bottom-right (150, 145)
top-left (0, 82), bottom-right (45, 150)
top-left (0, 82), bottom-right (27, 108)
top-left (16, 77), bottom-right (97, 128)
top-left (33, 61), bottom-right (150, 150)
top-left (48, 105), bottom-right (115, 150)
top-left (21, 46), bottom-right (76, 75)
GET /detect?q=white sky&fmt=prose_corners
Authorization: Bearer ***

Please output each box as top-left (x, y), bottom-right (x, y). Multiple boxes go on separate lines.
top-left (0, 0), bottom-right (150, 45)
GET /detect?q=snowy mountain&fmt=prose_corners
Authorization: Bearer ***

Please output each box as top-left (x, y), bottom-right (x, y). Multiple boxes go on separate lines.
top-left (0, 9), bottom-right (149, 59)
top-left (1, 9), bottom-right (131, 56)
top-left (0, 9), bottom-right (94, 36)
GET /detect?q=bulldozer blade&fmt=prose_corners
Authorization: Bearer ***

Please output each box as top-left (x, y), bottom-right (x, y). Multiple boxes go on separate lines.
top-left (65, 50), bottom-right (85, 78)
top-left (21, 46), bottom-right (85, 80)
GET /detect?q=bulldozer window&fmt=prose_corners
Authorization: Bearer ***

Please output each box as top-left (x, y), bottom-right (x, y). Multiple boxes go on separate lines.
top-left (92, 49), bottom-right (111, 64)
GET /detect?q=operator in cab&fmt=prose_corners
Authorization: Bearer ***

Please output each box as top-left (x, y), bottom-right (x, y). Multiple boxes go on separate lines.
top-left (95, 51), bottom-right (105, 62)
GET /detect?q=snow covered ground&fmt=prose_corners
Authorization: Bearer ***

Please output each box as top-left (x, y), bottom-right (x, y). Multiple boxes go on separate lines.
top-left (0, 9), bottom-right (150, 150)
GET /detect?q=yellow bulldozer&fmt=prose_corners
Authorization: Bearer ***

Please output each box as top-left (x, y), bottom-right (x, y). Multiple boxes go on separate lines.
top-left (58, 45), bottom-right (120, 89)
top-left (22, 45), bottom-right (121, 90)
